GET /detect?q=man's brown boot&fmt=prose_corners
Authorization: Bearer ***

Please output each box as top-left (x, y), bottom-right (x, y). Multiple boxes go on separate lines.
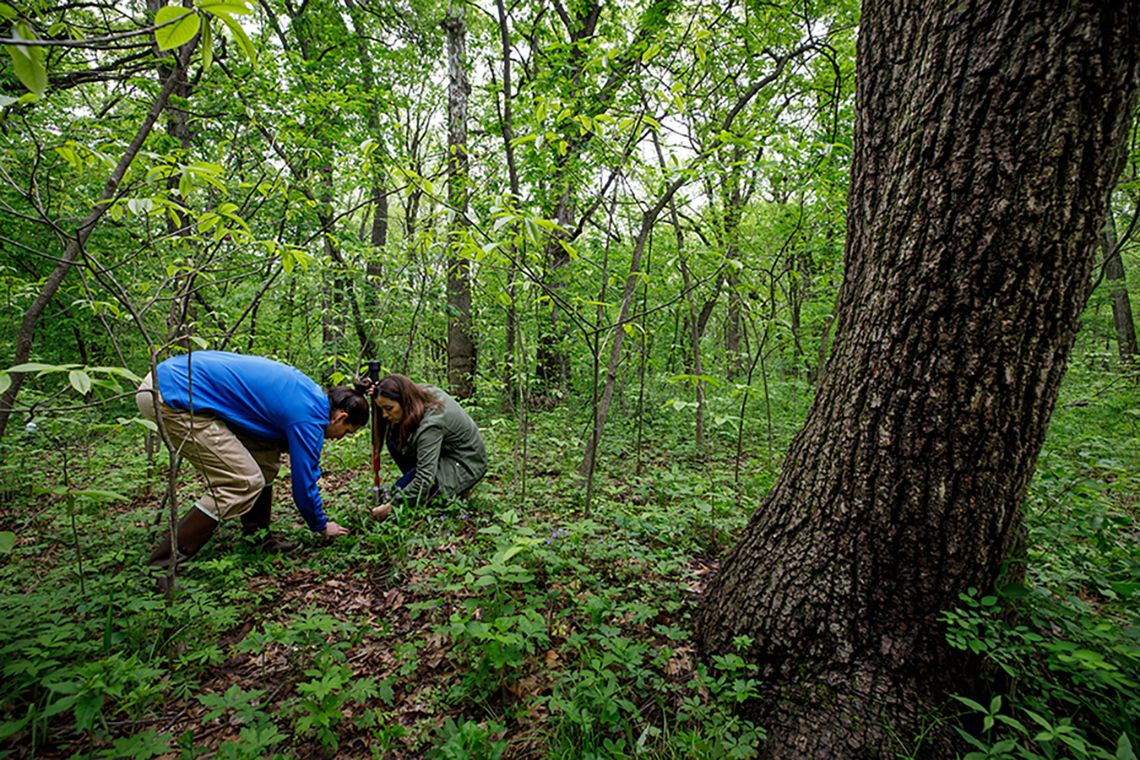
top-left (148, 506), bottom-right (219, 592)
top-left (241, 486), bottom-right (301, 554)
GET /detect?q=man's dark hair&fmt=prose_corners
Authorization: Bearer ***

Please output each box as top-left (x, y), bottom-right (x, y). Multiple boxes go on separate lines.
top-left (328, 385), bottom-right (370, 426)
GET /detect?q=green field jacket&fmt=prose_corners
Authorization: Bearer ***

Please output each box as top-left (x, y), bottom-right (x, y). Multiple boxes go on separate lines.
top-left (397, 386), bottom-right (487, 504)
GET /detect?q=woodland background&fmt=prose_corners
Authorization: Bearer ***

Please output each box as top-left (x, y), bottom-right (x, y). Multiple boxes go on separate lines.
top-left (0, 0), bottom-right (1138, 758)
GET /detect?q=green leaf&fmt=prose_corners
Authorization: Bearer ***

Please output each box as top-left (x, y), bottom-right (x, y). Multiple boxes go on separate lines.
top-left (201, 17), bottom-right (213, 68)
top-left (1109, 581), bottom-right (1140, 599)
top-left (198, 0), bottom-right (253, 15)
top-left (7, 362), bottom-right (74, 372)
top-left (88, 365), bottom-right (142, 383)
top-left (1117, 733), bottom-right (1136, 760)
top-left (218, 13), bottom-right (256, 62)
top-left (190, 335), bottom-right (209, 349)
top-left (0, 532), bottom-right (14, 554)
top-left (0, 372), bottom-right (9, 395)
top-left (70, 489), bottom-right (129, 501)
top-left (123, 198), bottom-right (145, 216)
top-left (68, 369), bottom-right (91, 395)
top-left (952, 695), bottom-right (988, 714)
top-left (40, 694), bottom-right (79, 719)
top-left (154, 6), bottom-right (201, 51)
top-left (6, 23), bottom-right (47, 96)
top-left (502, 544), bottom-right (528, 562)
top-left (124, 416), bottom-right (158, 432)
top-left (55, 144), bottom-right (80, 167)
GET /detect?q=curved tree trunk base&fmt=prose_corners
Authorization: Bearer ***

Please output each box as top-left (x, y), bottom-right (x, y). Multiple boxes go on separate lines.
top-left (749, 668), bottom-right (961, 760)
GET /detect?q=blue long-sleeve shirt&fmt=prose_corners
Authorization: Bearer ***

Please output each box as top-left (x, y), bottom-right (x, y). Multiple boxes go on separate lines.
top-left (155, 351), bottom-right (331, 532)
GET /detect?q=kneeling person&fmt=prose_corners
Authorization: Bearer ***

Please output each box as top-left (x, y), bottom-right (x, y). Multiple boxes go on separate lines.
top-left (369, 374), bottom-right (487, 520)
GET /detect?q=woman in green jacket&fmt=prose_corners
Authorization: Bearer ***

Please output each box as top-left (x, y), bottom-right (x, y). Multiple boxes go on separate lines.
top-left (369, 374), bottom-right (487, 519)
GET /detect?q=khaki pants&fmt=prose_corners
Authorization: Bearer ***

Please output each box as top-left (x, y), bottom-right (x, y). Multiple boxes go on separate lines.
top-left (136, 373), bottom-right (280, 520)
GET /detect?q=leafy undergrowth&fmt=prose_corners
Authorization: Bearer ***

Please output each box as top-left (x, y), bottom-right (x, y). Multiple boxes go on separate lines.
top-left (939, 425), bottom-right (1140, 759)
top-left (2, 390), bottom-right (1140, 759)
top-left (0, 425), bottom-right (762, 760)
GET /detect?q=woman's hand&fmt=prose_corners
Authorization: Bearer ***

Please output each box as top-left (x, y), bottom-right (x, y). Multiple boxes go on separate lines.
top-left (371, 503), bottom-right (393, 522)
top-left (321, 521), bottom-right (350, 537)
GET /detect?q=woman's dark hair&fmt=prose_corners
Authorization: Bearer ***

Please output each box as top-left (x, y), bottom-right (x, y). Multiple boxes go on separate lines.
top-left (376, 374), bottom-right (443, 447)
top-left (328, 385), bottom-right (370, 427)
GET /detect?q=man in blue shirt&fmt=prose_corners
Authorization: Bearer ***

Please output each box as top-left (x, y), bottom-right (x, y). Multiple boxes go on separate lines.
top-left (136, 352), bottom-right (369, 589)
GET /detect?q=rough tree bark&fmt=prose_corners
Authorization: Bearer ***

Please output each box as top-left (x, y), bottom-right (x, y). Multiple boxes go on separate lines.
top-left (694, 2), bottom-right (1140, 758)
top-left (443, 6), bottom-right (475, 399)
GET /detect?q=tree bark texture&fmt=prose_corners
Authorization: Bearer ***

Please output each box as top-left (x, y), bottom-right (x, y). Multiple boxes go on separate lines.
top-left (444, 9), bottom-right (475, 399)
top-left (695, 2), bottom-right (1140, 758)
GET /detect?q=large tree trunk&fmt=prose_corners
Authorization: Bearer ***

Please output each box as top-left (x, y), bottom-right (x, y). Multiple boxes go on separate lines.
top-left (443, 7), bottom-right (475, 399)
top-left (695, 2), bottom-right (1140, 758)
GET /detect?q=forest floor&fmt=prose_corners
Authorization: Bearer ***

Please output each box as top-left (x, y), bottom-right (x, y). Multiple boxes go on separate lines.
top-left (6, 390), bottom-right (1138, 759)
top-left (6, 458), bottom-right (728, 760)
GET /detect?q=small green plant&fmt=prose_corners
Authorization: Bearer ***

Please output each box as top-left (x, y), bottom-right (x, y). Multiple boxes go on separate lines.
top-left (941, 438), bottom-right (1140, 758)
top-left (88, 727), bottom-right (168, 759)
top-left (197, 685), bottom-right (287, 760)
top-left (0, 587), bottom-right (168, 756)
top-left (668, 639), bottom-right (766, 760)
top-left (547, 654), bottom-right (640, 748)
top-left (448, 605), bottom-right (550, 700)
top-left (952, 695), bottom-right (1137, 760)
top-left (362, 710), bottom-right (408, 758)
top-left (285, 664), bottom-right (378, 752)
top-left (427, 717), bottom-right (509, 760)
top-left (234, 609), bottom-right (363, 676)
top-left (43, 653), bottom-right (164, 735)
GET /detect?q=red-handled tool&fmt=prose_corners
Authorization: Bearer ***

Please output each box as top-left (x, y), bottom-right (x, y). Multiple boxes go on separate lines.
top-left (367, 361), bottom-right (384, 509)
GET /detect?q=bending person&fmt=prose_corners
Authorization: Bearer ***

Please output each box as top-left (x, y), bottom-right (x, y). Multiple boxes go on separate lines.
top-left (370, 374), bottom-right (487, 520)
top-left (137, 351), bottom-right (368, 587)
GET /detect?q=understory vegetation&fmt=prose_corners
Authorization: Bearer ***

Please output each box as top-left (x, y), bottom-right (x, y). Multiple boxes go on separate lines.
top-left (0, 364), bottom-right (1137, 760)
